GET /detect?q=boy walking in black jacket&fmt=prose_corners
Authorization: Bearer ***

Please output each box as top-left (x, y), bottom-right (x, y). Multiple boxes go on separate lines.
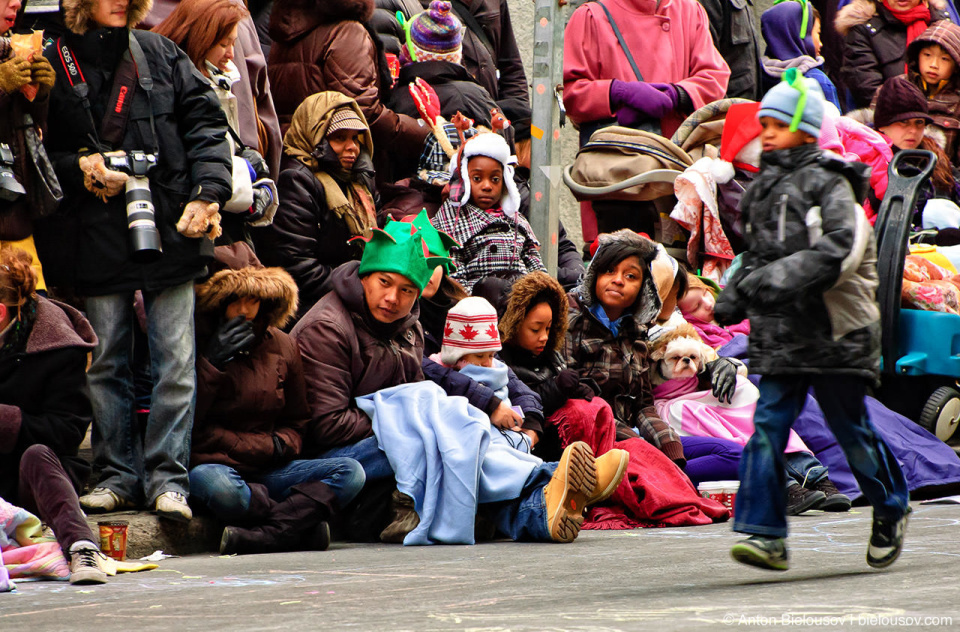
top-left (715, 69), bottom-right (910, 572)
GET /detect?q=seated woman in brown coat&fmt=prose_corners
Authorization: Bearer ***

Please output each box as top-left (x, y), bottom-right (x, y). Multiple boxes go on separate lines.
top-left (189, 243), bottom-right (365, 554)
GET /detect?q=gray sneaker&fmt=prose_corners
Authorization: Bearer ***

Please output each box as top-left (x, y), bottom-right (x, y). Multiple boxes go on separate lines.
top-left (80, 487), bottom-right (133, 514)
top-left (69, 547), bottom-right (108, 585)
top-left (155, 491), bottom-right (192, 522)
top-left (731, 535), bottom-right (789, 571)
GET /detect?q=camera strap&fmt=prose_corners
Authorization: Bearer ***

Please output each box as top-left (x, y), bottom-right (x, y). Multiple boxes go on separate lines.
top-left (56, 32), bottom-right (159, 156)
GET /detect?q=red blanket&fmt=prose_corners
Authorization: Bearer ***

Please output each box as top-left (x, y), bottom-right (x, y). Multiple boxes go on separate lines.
top-left (547, 398), bottom-right (729, 529)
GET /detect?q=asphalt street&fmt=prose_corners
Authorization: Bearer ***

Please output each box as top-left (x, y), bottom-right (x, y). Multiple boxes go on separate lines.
top-left (4, 501), bottom-right (959, 631)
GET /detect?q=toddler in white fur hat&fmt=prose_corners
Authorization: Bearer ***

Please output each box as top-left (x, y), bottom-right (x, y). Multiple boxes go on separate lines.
top-left (431, 133), bottom-right (546, 293)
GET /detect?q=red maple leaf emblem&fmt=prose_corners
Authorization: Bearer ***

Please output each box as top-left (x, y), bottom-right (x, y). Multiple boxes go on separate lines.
top-left (486, 324), bottom-right (499, 340)
top-left (444, 323), bottom-right (454, 338)
top-left (460, 324), bottom-right (478, 340)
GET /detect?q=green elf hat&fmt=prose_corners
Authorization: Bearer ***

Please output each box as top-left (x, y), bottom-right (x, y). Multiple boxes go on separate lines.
top-left (354, 226), bottom-right (435, 293)
top-left (385, 210), bottom-right (460, 274)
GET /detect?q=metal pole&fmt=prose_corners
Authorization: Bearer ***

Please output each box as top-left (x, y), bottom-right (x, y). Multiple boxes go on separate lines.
top-left (528, 0), bottom-right (565, 275)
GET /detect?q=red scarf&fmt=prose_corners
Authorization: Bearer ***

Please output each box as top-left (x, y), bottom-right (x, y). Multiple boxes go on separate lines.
top-left (883, 1), bottom-right (932, 47)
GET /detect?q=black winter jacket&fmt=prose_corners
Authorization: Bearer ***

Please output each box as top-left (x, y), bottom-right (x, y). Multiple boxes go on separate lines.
top-left (0, 298), bottom-right (97, 502)
top-left (254, 155), bottom-right (367, 321)
top-left (715, 143), bottom-right (881, 381)
top-left (497, 345), bottom-right (569, 417)
top-left (37, 27), bottom-right (232, 294)
top-left (388, 61), bottom-right (499, 128)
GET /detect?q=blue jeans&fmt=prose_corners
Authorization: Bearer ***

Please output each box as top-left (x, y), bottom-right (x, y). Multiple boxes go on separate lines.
top-left (86, 281), bottom-right (196, 504)
top-left (735, 375), bottom-right (909, 538)
top-left (319, 436), bottom-right (395, 482)
top-left (484, 462), bottom-right (558, 542)
top-left (783, 451), bottom-right (828, 487)
top-left (189, 458), bottom-right (366, 521)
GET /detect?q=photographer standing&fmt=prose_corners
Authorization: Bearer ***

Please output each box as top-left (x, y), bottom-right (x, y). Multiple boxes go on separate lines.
top-left (35, 0), bottom-right (232, 521)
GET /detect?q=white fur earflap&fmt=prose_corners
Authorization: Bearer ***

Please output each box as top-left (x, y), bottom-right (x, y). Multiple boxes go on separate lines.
top-left (457, 133), bottom-right (521, 218)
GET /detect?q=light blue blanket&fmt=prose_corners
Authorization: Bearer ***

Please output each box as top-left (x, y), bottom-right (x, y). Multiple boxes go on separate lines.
top-left (357, 381), bottom-right (543, 545)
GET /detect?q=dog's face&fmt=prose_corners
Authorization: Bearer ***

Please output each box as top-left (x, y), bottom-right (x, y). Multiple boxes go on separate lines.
top-left (657, 337), bottom-right (706, 380)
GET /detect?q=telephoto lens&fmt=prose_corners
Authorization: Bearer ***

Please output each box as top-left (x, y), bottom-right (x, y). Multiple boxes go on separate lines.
top-left (125, 176), bottom-right (163, 262)
top-left (0, 143), bottom-right (26, 203)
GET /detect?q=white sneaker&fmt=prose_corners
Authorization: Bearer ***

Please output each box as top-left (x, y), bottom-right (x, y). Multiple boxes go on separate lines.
top-left (79, 487), bottom-right (132, 514)
top-left (155, 491), bottom-right (192, 522)
top-left (69, 547), bottom-right (109, 585)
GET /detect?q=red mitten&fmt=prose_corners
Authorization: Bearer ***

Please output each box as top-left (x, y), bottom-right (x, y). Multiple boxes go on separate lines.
top-left (409, 77), bottom-right (442, 128)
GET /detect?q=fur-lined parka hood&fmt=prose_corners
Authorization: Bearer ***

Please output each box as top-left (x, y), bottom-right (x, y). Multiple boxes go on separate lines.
top-left (60, 0), bottom-right (154, 35)
top-left (195, 243), bottom-right (299, 330)
top-left (575, 230), bottom-right (662, 328)
top-left (500, 271), bottom-right (569, 355)
top-left (836, 0), bottom-right (947, 37)
top-left (270, 0), bottom-right (374, 43)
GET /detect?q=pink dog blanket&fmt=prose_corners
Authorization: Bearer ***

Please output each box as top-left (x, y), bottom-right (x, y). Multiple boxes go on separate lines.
top-left (652, 375), bottom-right (809, 453)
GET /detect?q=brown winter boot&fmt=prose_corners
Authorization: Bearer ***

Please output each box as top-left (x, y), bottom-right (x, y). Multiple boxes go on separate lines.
top-left (586, 449), bottom-right (629, 506)
top-left (220, 481), bottom-right (338, 555)
top-left (543, 441), bottom-right (597, 543)
top-left (379, 489), bottom-right (420, 544)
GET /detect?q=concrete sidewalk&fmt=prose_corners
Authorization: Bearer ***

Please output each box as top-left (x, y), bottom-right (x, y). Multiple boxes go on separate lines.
top-left (8, 502), bottom-right (960, 632)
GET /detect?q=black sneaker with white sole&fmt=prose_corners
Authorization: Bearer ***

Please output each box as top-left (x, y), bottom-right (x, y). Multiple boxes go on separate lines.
top-left (867, 506), bottom-right (911, 569)
top-left (731, 535), bottom-right (789, 571)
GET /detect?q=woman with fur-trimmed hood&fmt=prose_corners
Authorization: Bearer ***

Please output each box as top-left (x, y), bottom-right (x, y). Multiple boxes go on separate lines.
top-left (498, 271), bottom-right (730, 529)
top-left (837, 0), bottom-right (950, 108)
top-left (190, 243), bottom-right (365, 555)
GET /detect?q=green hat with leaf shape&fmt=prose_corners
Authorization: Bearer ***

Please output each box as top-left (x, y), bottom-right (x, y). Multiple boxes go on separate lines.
top-left (355, 226), bottom-right (435, 293)
top-left (384, 210), bottom-right (460, 274)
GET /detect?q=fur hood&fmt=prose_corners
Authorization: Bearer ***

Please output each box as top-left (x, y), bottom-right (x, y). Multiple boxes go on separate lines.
top-left (836, 0), bottom-right (947, 37)
top-left (576, 229), bottom-right (662, 328)
top-left (270, 0), bottom-right (374, 43)
top-left (500, 271), bottom-right (568, 355)
top-left (60, 0), bottom-right (154, 35)
top-left (195, 243), bottom-right (299, 330)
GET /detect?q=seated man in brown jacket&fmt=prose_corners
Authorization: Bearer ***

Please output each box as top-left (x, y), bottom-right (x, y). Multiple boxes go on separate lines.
top-left (291, 226), bottom-right (626, 544)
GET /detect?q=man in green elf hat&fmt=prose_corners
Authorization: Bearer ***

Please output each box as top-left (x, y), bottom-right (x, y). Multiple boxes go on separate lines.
top-left (292, 225), bottom-right (604, 544)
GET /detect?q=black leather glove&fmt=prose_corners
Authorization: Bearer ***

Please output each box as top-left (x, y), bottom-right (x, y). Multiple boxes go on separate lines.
top-left (576, 381), bottom-right (596, 401)
top-left (706, 357), bottom-right (739, 404)
top-left (556, 368), bottom-right (580, 392)
top-left (241, 147), bottom-right (270, 181)
top-left (247, 187), bottom-right (273, 224)
top-left (271, 434), bottom-right (288, 464)
top-left (204, 315), bottom-right (255, 369)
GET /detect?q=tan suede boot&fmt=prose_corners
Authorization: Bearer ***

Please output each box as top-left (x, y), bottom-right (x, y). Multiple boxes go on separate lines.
top-left (586, 449), bottom-right (630, 506)
top-left (543, 441), bottom-right (597, 543)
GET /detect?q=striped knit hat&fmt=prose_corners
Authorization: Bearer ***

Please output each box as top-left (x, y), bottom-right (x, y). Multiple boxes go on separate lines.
top-left (402, 0), bottom-right (464, 65)
top-left (440, 296), bottom-right (502, 365)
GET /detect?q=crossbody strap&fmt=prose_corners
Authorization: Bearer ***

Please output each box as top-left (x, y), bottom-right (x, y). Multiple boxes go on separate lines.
top-left (593, 1), bottom-right (644, 82)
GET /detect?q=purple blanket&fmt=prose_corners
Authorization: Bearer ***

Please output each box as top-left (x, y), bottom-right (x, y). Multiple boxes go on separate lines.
top-left (719, 335), bottom-right (960, 500)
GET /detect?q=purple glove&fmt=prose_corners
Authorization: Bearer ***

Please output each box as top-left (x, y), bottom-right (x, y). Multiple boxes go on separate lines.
top-left (649, 83), bottom-right (680, 110)
top-left (609, 79), bottom-right (674, 121)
